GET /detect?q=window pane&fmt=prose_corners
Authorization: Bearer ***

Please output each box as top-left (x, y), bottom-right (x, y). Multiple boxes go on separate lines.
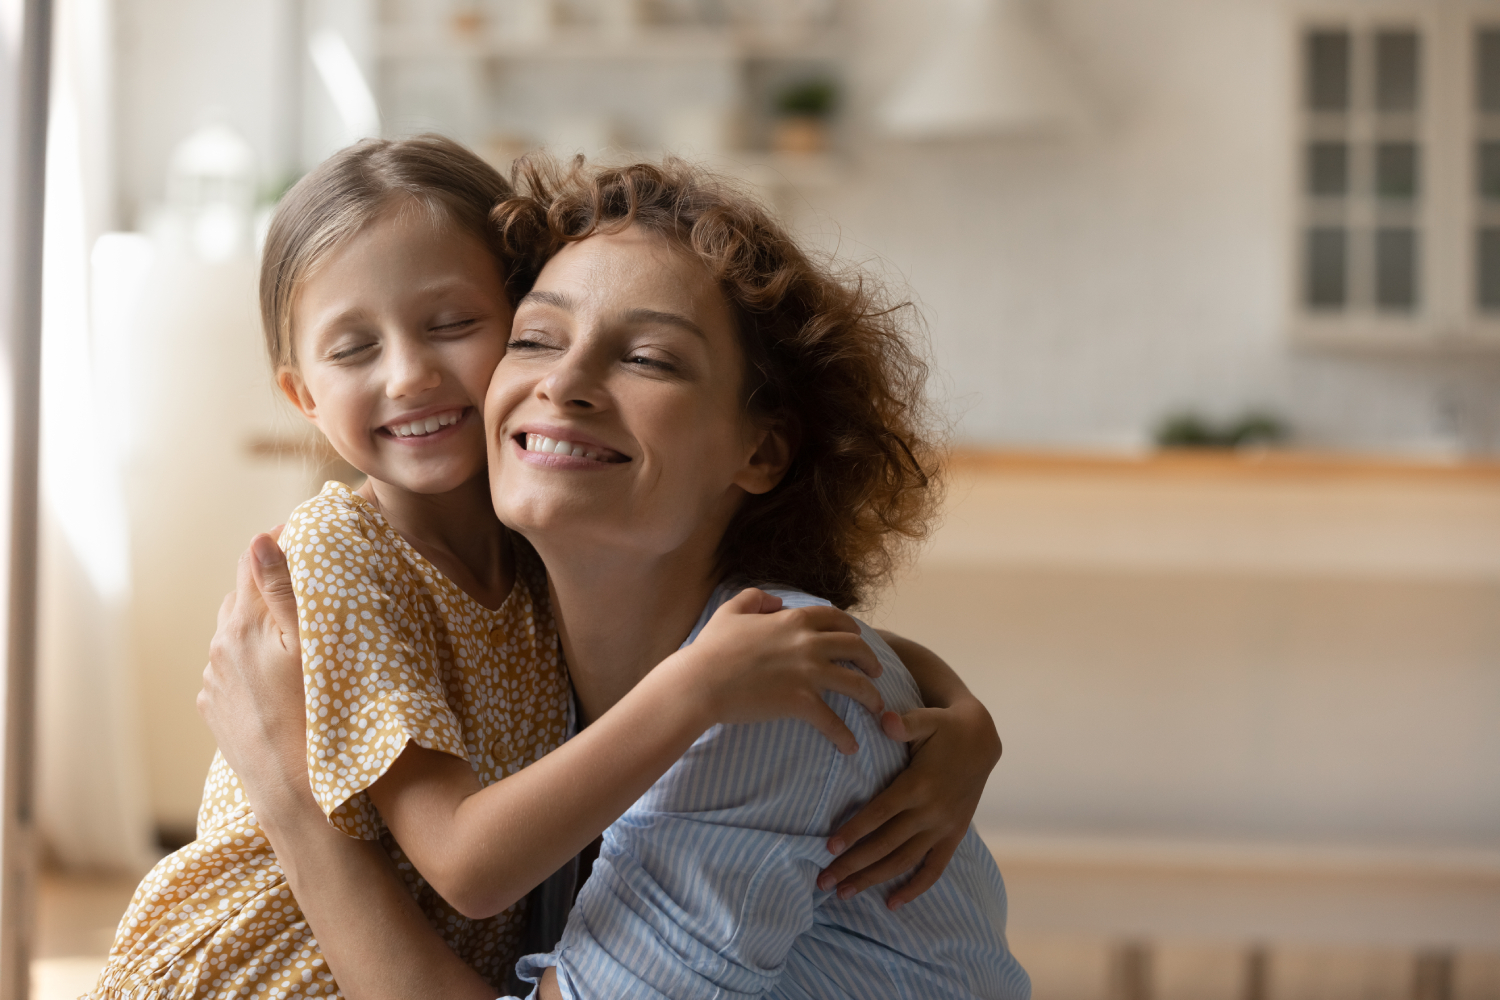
top-left (1375, 142), bottom-right (1418, 198)
top-left (1375, 227), bottom-right (1418, 309)
top-left (1477, 142), bottom-right (1500, 200)
top-left (1307, 142), bottom-right (1349, 196)
top-left (1375, 31), bottom-right (1419, 112)
top-left (1478, 29), bottom-right (1500, 112)
top-left (1477, 228), bottom-right (1500, 309)
top-left (1305, 227), bottom-right (1347, 308)
top-left (1307, 31), bottom-right (1351, 111)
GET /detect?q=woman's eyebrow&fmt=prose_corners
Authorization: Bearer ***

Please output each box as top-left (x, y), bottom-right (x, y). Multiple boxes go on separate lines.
top-left (519, 289), bottom-right (573, 311)
top-left (620, 308), bottom-right (705, 339)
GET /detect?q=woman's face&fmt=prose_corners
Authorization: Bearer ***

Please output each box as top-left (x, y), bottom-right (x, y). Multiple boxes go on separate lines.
top-left (282, 203), bottom-right (512, 496)
top-left (484, 225), bottom-right (788, 561)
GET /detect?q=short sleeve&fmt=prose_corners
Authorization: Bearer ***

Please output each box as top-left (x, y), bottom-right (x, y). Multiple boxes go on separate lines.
top-left (283, 485), bottom-right (468, 840)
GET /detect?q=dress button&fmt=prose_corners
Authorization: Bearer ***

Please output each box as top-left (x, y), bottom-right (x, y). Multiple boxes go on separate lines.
top-left (488, 624), bottom-right (505, 645)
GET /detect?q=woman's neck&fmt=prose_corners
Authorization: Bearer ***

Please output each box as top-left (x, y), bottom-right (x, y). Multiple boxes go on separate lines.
top-left (539, 540), bottom-right (723, 726)
top-left (358, 474), bottom-right (514, 611)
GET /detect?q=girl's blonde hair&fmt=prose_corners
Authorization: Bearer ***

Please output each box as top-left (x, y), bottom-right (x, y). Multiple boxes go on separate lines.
top-left (259, 135), bottom-right (517, 370)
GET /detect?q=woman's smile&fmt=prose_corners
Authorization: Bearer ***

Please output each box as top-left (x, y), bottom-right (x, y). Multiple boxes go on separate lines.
top-left (484, 224), bottom-right (778, 558)
top-left (514, 425), bottom-right (630, 467)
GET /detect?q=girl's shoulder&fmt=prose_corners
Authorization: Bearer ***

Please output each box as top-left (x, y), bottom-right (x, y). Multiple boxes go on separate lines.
top-left (280, 480), bottom-right (404, 583)
top-left (283, 481), bottom-right (387, 550)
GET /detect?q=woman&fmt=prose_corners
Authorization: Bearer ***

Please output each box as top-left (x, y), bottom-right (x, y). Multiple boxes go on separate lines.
top-left (201, 158), bottom-right (1027, 999)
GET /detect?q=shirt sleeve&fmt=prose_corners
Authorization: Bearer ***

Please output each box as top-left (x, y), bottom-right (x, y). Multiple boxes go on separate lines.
top-left (517, 690), bottom-right (904, 997)
top-left (282, 489), bottom-right (468, 840)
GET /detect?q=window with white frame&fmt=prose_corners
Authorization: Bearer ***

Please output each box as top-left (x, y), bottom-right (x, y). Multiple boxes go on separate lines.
top-left (1295, 3), bottom-right (1500, 348)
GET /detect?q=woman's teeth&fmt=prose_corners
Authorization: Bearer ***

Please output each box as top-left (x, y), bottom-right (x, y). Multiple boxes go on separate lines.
top-left (388, 411), bottom-right (462, 438)
top-left (525, 434), bottom-right (607, 461)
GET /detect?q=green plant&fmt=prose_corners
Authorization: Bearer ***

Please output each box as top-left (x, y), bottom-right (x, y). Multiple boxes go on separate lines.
top-left (1154, 410), bottom-right (1290, 449)
top-left (774, 78), bottom-right (838, 119)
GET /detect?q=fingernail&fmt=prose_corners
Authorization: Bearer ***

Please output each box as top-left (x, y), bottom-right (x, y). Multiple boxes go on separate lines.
top-left (890, 899), bottom-right (905, 911)
top-left (817, 874), bottom-right (834, 891)
top-left (837, 885), bottom-right (857, 900)
top-left (827, 838), bottom-right (845, 856)
top-left (252, 534), bottom-right (281, 567)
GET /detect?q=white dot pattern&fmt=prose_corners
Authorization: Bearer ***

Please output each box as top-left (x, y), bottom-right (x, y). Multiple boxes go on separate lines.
top-left (87, 481), bottom-right (570, 999)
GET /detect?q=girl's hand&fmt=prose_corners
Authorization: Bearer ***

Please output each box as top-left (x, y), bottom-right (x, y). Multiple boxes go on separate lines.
top-left (817, 696), bottom-right (1001, 910)
top-left (660, 588), bottom-right (886, 756)
top-left (198, 530), bottom-right (308, 801)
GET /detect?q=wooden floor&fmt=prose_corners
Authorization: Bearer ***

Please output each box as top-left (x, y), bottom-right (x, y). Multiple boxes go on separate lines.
top-left (29, 860), bottom-right (1500, 1000)
top-left (32, 869), bottom-right (138, 1000)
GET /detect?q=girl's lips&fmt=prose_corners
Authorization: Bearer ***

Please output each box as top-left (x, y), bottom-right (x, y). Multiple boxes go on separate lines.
top-left (512, 433), bottom-right (629, 469)
top-left (378, 406), bottom-right (472, 443)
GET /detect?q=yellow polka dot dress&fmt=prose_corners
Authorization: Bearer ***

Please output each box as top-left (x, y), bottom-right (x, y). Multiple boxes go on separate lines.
top-left (87, 481), bottom-right (571, 1000)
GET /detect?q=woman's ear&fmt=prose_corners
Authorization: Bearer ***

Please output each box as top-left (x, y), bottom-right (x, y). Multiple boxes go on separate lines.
top-left (733, 419), bottom-right (796, 496)
top-left (278, 368), bottom-right (318, 423)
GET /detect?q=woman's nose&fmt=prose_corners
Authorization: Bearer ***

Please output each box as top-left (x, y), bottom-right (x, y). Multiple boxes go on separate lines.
top-left (536, 355), bottom-right (603, 410)
top-left (384, 338), bottom-right (442, 398)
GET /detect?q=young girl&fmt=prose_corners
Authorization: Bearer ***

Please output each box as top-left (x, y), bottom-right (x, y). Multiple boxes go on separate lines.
top-left (91, 137), bottom-right (999, 1000)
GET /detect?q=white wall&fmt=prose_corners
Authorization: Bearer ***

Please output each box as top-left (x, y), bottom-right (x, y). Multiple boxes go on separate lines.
top-left (112, 0), bottom-right (1500, 454)
top-left (789, 0), bottom-right (1500, 455)
top-left (115, 0), bottom-right (300, 223)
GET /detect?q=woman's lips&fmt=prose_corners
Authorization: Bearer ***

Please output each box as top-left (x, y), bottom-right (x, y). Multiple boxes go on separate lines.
top-left (514, 432), bottom-right (629, 465)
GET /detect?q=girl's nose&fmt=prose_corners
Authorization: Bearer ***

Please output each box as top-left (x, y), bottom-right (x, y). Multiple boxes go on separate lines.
top-left (384, 339), bottom-right (443, 398)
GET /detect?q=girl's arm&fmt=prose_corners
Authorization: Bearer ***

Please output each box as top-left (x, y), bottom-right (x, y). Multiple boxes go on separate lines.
top-left (817, 631), bottom-right (1003, 909)
top-left (202, 545), bottom-right (498, 1000)
top-left (230, 533), bottom-right (887, 921)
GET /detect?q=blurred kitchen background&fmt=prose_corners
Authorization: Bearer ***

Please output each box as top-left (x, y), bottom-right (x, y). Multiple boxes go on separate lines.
top-left (30, 0), bottom-right (1500, 998)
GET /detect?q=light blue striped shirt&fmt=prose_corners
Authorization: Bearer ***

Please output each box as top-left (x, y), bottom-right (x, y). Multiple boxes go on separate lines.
top-left (507, 582), bottom-right (1031, 1000)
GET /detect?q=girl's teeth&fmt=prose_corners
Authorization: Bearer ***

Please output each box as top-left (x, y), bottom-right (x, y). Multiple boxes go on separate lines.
top-left (389, 411), bottom-right (461, 437)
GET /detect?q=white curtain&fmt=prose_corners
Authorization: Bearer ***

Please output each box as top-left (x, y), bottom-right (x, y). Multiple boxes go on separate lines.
top-left (37, 0), bottom-right (156, 873)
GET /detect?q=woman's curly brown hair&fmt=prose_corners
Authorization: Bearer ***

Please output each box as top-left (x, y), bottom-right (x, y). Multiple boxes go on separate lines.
top-left (492, 156), bottom-right (945, 610)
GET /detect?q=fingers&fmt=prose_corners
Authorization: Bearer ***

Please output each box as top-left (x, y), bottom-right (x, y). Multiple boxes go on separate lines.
top-left (821, 807), bottom-right (924, 888)
top-left (814, 664), bottom-right (885, 717)
top-left (805, 629), bottom-right (882, 680)
top-left (883, 707), bottom-right (942, 747)
top-left (249, 533), bottom-right (298, 643)
top-left (789, 604), bottom-right (863, 637)
top-left (884, 832), bottom-right (964, 910)
top-left (830, 824), bottom-right (940, 901)
top-left (801, 698), bottom-right (860, 755)
top-left (716, 587), bottom-right (784, 618)
top-left (824, 786), bottom-right (903, 869)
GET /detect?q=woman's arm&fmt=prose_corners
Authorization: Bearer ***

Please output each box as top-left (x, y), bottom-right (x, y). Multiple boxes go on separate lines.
top-left (201, 541), bottom-right (498, 1000)
top-left (817, 630), bottom-right (1003, 909)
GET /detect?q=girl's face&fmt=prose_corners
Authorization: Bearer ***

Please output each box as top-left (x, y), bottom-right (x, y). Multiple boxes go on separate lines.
top-left (484, 225), bottom-right (790, 560)
top-left (281, 202), bottom-right (511, 496)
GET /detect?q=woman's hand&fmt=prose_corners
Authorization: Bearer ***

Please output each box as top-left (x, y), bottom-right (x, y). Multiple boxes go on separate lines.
top-left (817, 632), bottom-right (1002, 910)
top-left (198, 530), bottom-right (308, 805)
top-left (658, 588), bottom-right (886, 756)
